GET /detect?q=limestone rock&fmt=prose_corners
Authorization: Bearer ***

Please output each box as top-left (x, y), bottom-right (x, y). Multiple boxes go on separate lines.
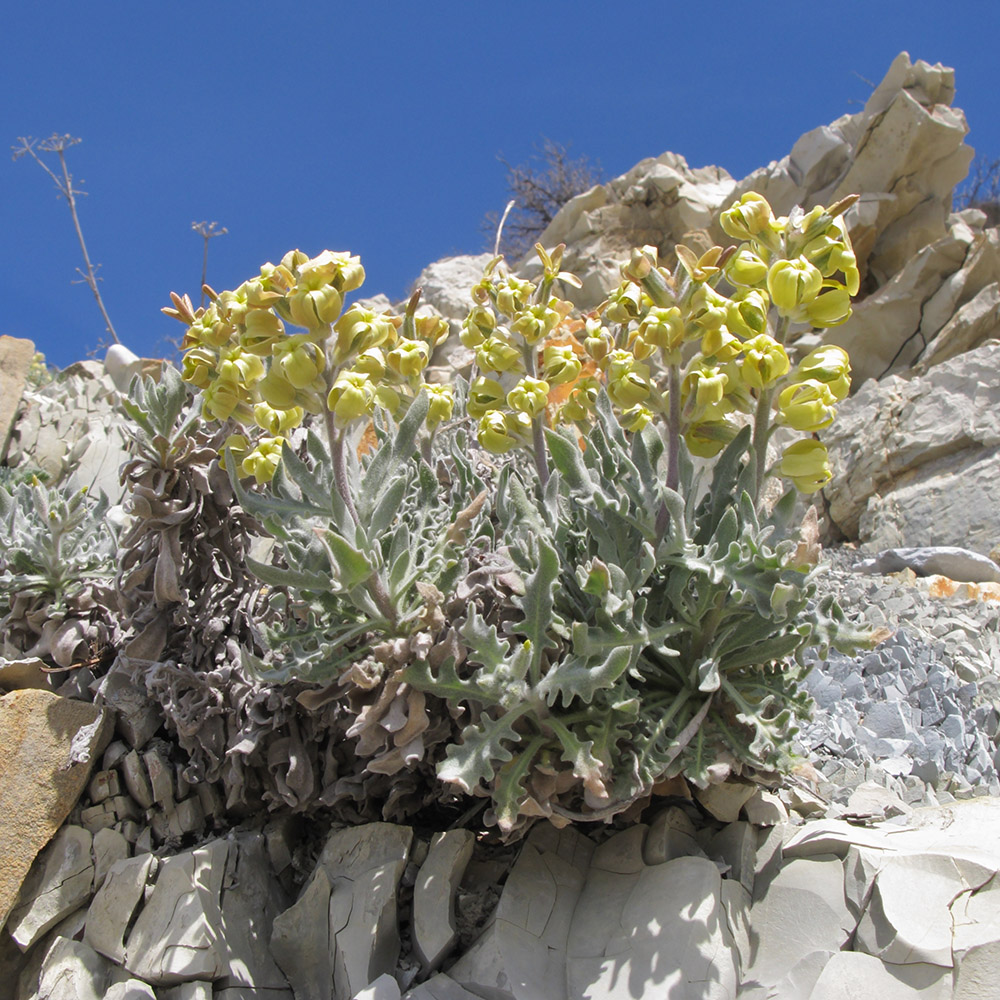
top-left (805, 951), bottom-right (952, 999)
top-left (34, 936), bottom-right (115, 1000)
top-left (92, 828), bottom-right (130, 891)
top-left (821, 340), bottom-right (1000, 550)
top-left (0, 334), bottom-right (35, 463)
top-left (413, 829), bottom-right (474, 971)
top-left (855, 546), bottom-right (1000, 583)
top-left (642, 805), bottom-right (705, 864)
top-left (743, 856), bottom-right (854, 988)
top-left (412, 254), bottom-right (494, 323)
top-left (353, 974), bottom-right (402, 1000)
top-left (85, 853), bottom-right (158, 965)
top-left (103, 979), bottom-right (159, 1000)
top-left (919, 278), bottom-right (1000, 370)
top-left (855, 851), bottom-right (992, 967)
top-left (403, 973), bottom-right (484, 1000)
top-left (7, 825), bottom-right (94, 950)
top-left (695, 780), bottom-right (756, 823)
top-left (123, 840), bottom-right (230, 984)
top-left (271, 823), bottom-right (412, 1000)
top-left (742, 789), bottom-right (788, 827)
top-left (0, 689), bottom-right (109, 934)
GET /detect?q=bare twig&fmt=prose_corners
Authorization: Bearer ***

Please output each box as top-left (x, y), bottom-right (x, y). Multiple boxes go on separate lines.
top-left (12, 134), bottom-right (120, 344)
top-left (191, 221), bottom-right (228, 309)
top-left (482, 137), bottom-right (603, 260)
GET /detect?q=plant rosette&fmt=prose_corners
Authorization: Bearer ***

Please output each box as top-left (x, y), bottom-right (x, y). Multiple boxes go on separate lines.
top-left (159, 193), bottom-right (872, 838)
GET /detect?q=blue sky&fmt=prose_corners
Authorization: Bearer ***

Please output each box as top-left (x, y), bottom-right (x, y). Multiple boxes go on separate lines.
top-left (3, 2), bottom-right (999, 368)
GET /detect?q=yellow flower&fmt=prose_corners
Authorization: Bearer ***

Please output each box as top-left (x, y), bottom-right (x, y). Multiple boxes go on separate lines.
top-left (559, 376), bottom-right (601, 423)
top-left (778, 380), bottom-right (837, 431)
top-left (461, 306), bottom-right (496, 348)
top-left (274, 337), bottom-right (326, 388)
top-left (218, 434), bottom-right (250, 474)
top-left (422, 383), bottom-right (455, 428)
top-left (495, 276), bottom-right (536, 315)
top-left (802, 287), bottom-right (852, 328)
top-left (720, 193), bottom-right (774, 241)
top-left (477, 410), bottom-right (531, 453)
top-left (326, 371), bottom-right (376, 426)
top-left (780, 439), bottom-right (832, 493)
top-left (467, 376), bottom-right (506, 418)
top-left (257, 371), bottom-right (300, 410)
top-left (740, 334), bottom-right (790, 390)
top-left (334, 306), bottom-right (398, 361)
top-left (476, 334), bottom-right (523, 374)
top-left (241, 309), bottom-right (285, 355)
top-left (542, 344), bottom-right (583, 385)
top-left (507, 377), bottom-right (550, 418)
top-left (241, 437), bottom-right (285, 485)
top-left (387, 338), bottom-right (431, 377)
top-left (700, 326), bottom-right (742, 362)
top-left (725, 247), bottom-right (769, 288)
top-left (286, 285), bottom-right (344, 328)
top-left (795, 345), bottom-right (851, 401)
top-left (253, 402), bottom-right (304, 435)
top-left (685, 420), bottom-right (737, 458)
top-left (636, 306), bottom-right (685, 352)
top-left (767, 258), bottom-right (823, 315)
top-left (618, 404), bottom-right (652, 432)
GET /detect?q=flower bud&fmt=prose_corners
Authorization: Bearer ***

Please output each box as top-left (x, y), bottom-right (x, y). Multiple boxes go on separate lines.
top-left (583, 317), bottom-right (614, 363)
top-left (214, 290), bottom-right (250, 329)
top-left (604, 282), bottom-right (643, 325)
top-left (241, 308), bottom-right (285, 355)
top-left (777, 380), bottom-right (837, 431)
top-left (636, 306), bottom-right (684, 352)
top-left (802, 287), bottom-right (852, 328)
top-left (767, 258), bottom-right (823, 315)
top-left (780, 439), bottom-right (832, 493)
top-left (542, 344), bottom-right (583, 385)
top-left (219, 433), bottom-right (250, 474)
top-left (727, 289), bottom-right (769, 336)
top-left (253, 402), bottom-right (304, 435)
top-left (217, 349), bottom-right (265, 387)
top-left (334, 306), bottom-right (398, 361)
top-left (740, 334), bottom-right (790, 390)
top-left (204, 377), bottom-right (249, 423)
top-left (559, 376), bottom-right (601, 423)
top-left (720, 193), bottom-right (774, 241)
top-left (795, 345), bottom-right (851, 401)
top-left (182, 347), bottom-right (216, 389)
top-left (188, 304), bottom-right (236, 349)
top-left (326, 371), bottom-right (376, 426)
top-left (621, 245), bottom-right (658, 284)
top-left (461, 306), bottom-right (496, 348)
top-left (422, 383), bottom-right (455, 428)
top-left (506, 376), bottom-right (550, 418)
top-left (682, 364), bottom-right (729, 421)
top-left (700, 326), bottom-right (742, 362)
top-left (495, 276), bottom-right (536, 316)
top-left (690, 285), bottom-right (730, 332)
top-left (467, 376), bottom-right (506, 418)
top-left (241, 436), bottom-right (285, 485)
top-left (607, 370), bottom-right (650, 409)
top-left (414, 314), bottom-right (450, 348)
top-left (387, 338), bottom-right (431, 377)
top-left (725, 247), bottom-right (769, 287)
top-left (275, 338), bottom-right (326, 388)
top-left (685, 419), bottom-right (737, 458)
top-left (287, 285), bottom-right (344, 328)
top-left (477, 410), bottom-right (531, 454)
top-left (618, 404), bottom-right (652, 432)
top-left (476, 334), bottom-right (523, 374)
top-left (257, 371), bottom-right (300, 410)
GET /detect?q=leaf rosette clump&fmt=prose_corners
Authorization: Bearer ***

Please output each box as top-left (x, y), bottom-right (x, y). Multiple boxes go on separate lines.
top-left (158, 192), bottom-right (871, 837)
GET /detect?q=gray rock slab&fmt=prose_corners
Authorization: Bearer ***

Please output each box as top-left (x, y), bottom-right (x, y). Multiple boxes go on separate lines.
top-left (643, 806), bottom-right (706, 865)
top-left (273, 823), bottom-right (411, 1000)
top-left (34, 937), bottom-right (114, 1000)
top-left (103, 979), bottom-right (159, 1000)
top-left (84, 853), bottom-right (158, 964)
top-left (270, 871), bottom-right (333, 1000)
top-left (123, 839), bottom-right (229, 984)
top-left (158, 985), bottom-right (213, 1000)
top-left (413, 829), bottom-right (474, 971)
top-left (855, 851), bottom-right (990, 966)
top-left (856, 546), bottom-right (1000, 583)
top-left (214, 832), bottom-right (291, 992)
top-left (737, 949), bottom-right (832, 1000)
top-left (707, 822), bottom-right (756, 894)
top-left (92, 827), bottom-right (130, 891)
top-left (952, 872), bottom-right (1000, 968)
top-left (444, 916), bottom-right (514, 1000)
top-left (743, 856), bottom-right (854, 988)
top-left (568, 833), bottom-right (739, 1000)
top-left (742, 789), bottom-right (788, 827)
top-left (403, 972), bottom-right (485, 1000)
top-left (7, 825), bottom-right (94, 951)
top-left (720, 879), bottom-right (752, 979)
top-left (352, 974), bottom-right (402, 1000)
top-left (805, 952), bottom-right (953, 999)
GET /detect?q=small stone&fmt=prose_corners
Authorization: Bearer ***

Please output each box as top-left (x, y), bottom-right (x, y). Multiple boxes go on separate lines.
top-left (92, 827), bottom-right (130, 891)
top-left (7, 825), bottom-right (94, 950)
top-left (695, 780), bottom-right (756, 823)
top-left (743, 789), bottom-right (788, 827)
top-left (707, 821), bottom-right (757, 894)
top-left (87, 769), bottom-right (121, 804)
top-left (120, 750), bottom-right (154, 810)
top-left (151, 982), bottom-right (213, 1000)
top-left (403, 973), bottom-right (485, 1000)
top-left (167, 796), bottom-right (205, 838)
top-left (142, 748), bottom-right (175, 812)
top-left (104, 978), bottom-right (159, 1000)
top-left (846, 781), bottom-right (912, 820)
top-left (643, 806), bottom-right (706, 864)
top-left (413, 829), bottom-right (474, 971)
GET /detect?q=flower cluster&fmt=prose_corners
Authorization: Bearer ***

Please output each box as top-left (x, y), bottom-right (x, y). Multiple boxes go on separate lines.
top-left (462, 193), bottom-right (858, 495)
top-left (163, 251), bottom-right (452, 482)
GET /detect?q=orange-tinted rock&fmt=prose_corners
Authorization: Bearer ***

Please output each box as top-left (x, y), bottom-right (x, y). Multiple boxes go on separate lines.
top-left (0, 688), bottom-right (109, 932)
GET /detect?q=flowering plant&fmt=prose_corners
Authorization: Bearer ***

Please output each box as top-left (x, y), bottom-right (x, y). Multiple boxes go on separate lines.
top-left (161, 192), bottom-right (869, 836)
